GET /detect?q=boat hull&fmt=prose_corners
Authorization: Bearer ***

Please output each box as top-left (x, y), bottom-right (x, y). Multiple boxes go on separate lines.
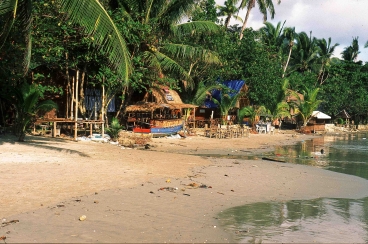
top-left (133, 123), bottom-right (183, 137)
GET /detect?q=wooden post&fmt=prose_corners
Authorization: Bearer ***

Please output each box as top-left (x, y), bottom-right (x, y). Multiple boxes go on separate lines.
top-left (193, 107), bottom-right (196, 128)
top-left (71, 76), bottom-right (74, 119)
top-left (53, 122), bottom-right (56, 137)
top-left (74, 70), bottom-right (79, 140)
top-left (90, 123), bottom-right (93, 137)
top-left (101, 84), bottom-right (105, 137)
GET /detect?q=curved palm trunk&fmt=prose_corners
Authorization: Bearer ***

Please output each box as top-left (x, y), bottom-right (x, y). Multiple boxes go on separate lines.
top-left (239, 6), bottom-right (253, 40)
top-left (225, 15), bottom-right (231, 28)
top-left (282, 45), bottom-right (293, 78)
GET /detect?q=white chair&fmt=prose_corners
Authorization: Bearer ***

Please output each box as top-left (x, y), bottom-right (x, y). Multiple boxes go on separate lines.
top-left (256, 124), bottom-right (266, 134)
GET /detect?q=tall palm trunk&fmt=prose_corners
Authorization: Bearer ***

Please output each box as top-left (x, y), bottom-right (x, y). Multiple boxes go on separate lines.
top-left (282, 44), bottom-right (293, 78)
top-left (239, 4), bottom-right (253, 40)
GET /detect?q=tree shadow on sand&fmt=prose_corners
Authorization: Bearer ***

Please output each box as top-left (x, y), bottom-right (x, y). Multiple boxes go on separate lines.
top-left (0, 134), bottom-right (90, 157)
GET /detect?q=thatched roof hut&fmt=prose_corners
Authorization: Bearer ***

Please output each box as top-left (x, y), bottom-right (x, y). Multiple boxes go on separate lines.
top-left (125, 86), bottom-right (197, 112)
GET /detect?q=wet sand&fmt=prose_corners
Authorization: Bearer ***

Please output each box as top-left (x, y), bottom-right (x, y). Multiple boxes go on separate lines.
top-left (1, 131), bottom-right (368, 243)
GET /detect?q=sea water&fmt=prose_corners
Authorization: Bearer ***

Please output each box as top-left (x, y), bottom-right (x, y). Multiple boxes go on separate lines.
top-left (218, 132), bottom-right (368, 243)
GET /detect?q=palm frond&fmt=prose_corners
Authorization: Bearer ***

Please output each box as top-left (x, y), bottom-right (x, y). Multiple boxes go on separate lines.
top-left (162, 43), bottom-right (220, 64)
top-left (142, 51), bottom-right (162, 74)
top-left (164, 0), bottom-right (196, 24)
top-left (173, 21), bottom-right (220, 36)
top-left (0, 0), bottom-right (17, 48)
top-left (192, 83), bottom-right (221, 105)
top-left (37, 100), bottom-right (58, 113)
top-left (59, 0), bottom-right (131, 83)
top-left (154, 51), bottom-right (190, 81)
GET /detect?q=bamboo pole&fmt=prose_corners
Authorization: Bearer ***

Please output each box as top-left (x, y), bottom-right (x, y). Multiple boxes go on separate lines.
top-left (101, 84), bottom-right (105, 137)
top-left (74, 70), bottom-right (79, 140)
top-left (71, 76), bottom-right (74, 119)
top-left (65, 52), bottom-right (69, 118)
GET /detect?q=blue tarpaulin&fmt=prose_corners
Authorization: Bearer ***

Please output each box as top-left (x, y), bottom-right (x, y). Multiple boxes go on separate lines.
top-left (204, 80), bottom-right (245, 108)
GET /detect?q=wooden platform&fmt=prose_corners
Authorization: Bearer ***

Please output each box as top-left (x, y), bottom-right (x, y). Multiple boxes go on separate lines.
top-left (34, 118), bottom-right (105, 139)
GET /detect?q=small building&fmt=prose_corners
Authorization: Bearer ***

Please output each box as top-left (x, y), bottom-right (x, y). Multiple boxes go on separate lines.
top-left (194, 80), bottom-right (247, 126)
top-left (305, 111), bottom-right (331, 133)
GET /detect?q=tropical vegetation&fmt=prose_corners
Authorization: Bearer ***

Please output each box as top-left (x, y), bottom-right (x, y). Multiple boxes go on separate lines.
top-left (1, 0), bottom-right (368, 139)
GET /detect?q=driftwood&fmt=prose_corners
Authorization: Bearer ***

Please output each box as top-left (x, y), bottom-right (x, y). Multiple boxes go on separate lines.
top-left (262, 157), bottom-right (286, 163)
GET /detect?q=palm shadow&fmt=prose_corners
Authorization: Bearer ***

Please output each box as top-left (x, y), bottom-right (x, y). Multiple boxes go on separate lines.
top-left (0, 134), bottom-right (90, 157)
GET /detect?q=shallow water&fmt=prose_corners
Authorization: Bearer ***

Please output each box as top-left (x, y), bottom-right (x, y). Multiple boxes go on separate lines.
top-left (219, 197), bottom-right (368, 243)
top-left (218, 132), bottom-right (368, 243)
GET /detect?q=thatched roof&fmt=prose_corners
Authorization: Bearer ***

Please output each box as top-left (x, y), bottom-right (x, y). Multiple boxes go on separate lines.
top-left (338, 109), bottom-right (351, 119)
top-left (125, 86), bottom-right (197, 112)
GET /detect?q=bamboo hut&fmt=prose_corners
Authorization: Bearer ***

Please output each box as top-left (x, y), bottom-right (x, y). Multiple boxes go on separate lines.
top-left (125, 86), bottom-right (197, 135)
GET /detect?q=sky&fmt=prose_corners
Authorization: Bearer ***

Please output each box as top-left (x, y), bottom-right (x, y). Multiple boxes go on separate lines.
top-left (216, 0), bottom-right (368, 63)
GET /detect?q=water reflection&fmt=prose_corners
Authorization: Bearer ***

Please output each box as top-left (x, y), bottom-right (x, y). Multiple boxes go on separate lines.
top-left (216, 133), bottom-right (368, 242)
top-left (265, 133), bottom-right (368, 180)
top-left (219, 197), bottom-right (368, 243)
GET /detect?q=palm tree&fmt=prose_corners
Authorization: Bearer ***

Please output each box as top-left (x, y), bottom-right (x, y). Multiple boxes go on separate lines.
top-left (237, 0), bottom-right (281, 40)
top-left (1, 84), bottom-right (58, 141)
top-left (238, 105), bottom-right (267, 130)
top-left (212, 89), bottom-right (243, 125)
top-left (0, 0), bottom-right (131, 82)
top-left (118, 0), bottom-right (220, 89)
top-left (291, 31), bottom-right (319, 73)
top-left (217, 0), bottom-right (243, 28)
top-left (292, 86), bottom-right (322, 127)
top-left (316, 37), bottom-right (339, 84)
top-left (259, 21), bottom-right (285, 51)
top-left (269, 79), bottom-right (291, 122)
top-left (281, 26), bottom-right (296, 77)
top-left (341, 37), bottom-right (360, 62)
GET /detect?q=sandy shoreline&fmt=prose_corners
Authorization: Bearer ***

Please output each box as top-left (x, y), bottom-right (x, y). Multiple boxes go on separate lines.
top-left (1, 131), bottom-right (368, 243)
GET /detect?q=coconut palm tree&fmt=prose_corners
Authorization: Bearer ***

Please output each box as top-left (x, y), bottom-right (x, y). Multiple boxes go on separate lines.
top-left (118, 0), bottom-right (220, 89)
top-left (292, 86), bottom-right (322, 127)
top-left (0, 0), bottom-right (131, 82)
top-left (259, 21), bottom-right (285, 51)
top-left (316, 37), bottom-right (339, 84)
top-left (281, 26), bottom-right (296, 78)
top-left (341, 37), bottom-right (360, 62)
top-left (217, 0), bottom-right (243, 28)
top-left (291, 31), bottom-right (319, 73)
top-left (269, 79), bottom-right (291, 122)
top-left (237, 0), bottom-right (281, 40)
top-left (238, 105), bottom-right (267, 130)
top-left (212, 89), bottom-right (243, 125)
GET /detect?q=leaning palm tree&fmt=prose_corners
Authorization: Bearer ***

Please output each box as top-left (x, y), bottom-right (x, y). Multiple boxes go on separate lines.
top-left (237, 0), bottom-right (281, 40)
top-left (316, 37), bottom-right (339, 84)
top-left (0, 0), bottom-right (131, 81)
top-left (281, 26), bottom-right (296, 77)
top-left (217, 0), bottom-right (243, 28)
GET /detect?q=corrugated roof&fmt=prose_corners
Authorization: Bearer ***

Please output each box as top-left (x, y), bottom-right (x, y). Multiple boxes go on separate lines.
top-left (204, 80), bottom-right (246, 108)
top-left (312, 111), bottom-right (331, 119)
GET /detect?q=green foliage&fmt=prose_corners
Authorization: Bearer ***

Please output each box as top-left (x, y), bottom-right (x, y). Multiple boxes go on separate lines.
top-left (292, 86), bottom-right (322, 126)
top-left (105, 117), bottom-right (123, 141)
top-left (212, 89), bottom-right (242, 124)
top-left (0, 83), bottom-right (58, 141)
top-left (238, 105), bottom-right (267, 130)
